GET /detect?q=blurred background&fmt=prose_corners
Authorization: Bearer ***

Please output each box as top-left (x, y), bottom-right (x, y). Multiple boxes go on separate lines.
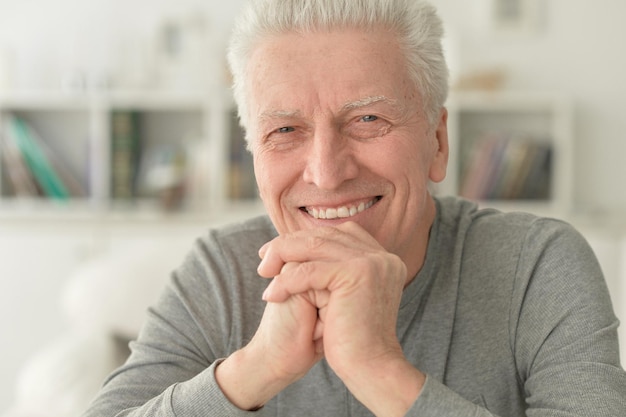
top-left (0, 0), bottom-right (624, 415)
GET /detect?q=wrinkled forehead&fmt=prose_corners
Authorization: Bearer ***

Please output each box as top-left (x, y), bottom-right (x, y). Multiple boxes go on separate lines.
top-left (245, 29), bottom-right (415, 103)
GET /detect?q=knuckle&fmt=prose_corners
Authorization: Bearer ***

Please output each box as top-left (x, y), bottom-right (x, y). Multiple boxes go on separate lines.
top-left (296, 260), bottom-right (316, 278)
top-left (305, 234), bottom-right (326, 251)
top-left (353, 255), bottom-right (372, 271)
top-left (363, 251), bottom-right (407, 280)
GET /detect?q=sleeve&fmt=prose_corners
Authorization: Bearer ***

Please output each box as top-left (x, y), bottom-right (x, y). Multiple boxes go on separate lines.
top-left (407, 376), bottom-right (498, 417)
top-left (511, 219), bottom-right (626, 415)
top-left (406, 218), bottom-right (626, 417)
top-left (81, 233), bottom-right (265, 417)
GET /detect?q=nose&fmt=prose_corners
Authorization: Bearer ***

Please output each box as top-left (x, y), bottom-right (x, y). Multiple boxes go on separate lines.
top-left (302, 128), bottom-right (359, 190)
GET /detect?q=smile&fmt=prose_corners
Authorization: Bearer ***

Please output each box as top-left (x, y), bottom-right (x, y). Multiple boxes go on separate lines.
top-left (303, 197), bottom-right (381, 220)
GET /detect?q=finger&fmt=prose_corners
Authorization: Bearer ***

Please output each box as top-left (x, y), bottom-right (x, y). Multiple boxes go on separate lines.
top-left (257, 244), bottom-right (287, 278)
top-left (258, 223), bottom-right (380, 278)
top-left (262, 262), bottom-right (300, 301)
top-left (258, 241), bottom-right (270, 258)
top-left (263, 260), bottom-right (345, 303)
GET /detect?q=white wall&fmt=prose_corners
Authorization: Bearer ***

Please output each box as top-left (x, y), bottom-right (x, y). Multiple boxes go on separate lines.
top-left (0, 0), bottom-right (245, 91)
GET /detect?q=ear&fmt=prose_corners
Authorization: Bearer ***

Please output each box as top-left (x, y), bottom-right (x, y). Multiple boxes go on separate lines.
top-left (429, 107), bottom-right (449, 183)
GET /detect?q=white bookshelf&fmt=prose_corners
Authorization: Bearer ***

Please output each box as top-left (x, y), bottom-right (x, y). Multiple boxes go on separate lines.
top-left (0, 89), bottom-right (262, 221)
top-left (439, 91), bottom-right (573, 217)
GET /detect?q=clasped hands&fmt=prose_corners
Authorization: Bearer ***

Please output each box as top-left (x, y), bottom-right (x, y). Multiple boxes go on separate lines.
top-left (220, 221), bottom-right (426, 415)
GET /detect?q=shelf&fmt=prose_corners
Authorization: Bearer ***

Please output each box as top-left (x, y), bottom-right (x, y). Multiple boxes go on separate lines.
top-left (0, 89), bottom-right (259, 217)
top-left (446, 90), bottom-right (570, 111)
top-left (104, 91), bottom-right (209, 110)
top-left (0, 90), bottom-right (208, 109)
top-left (440, 91), bottom-right (573, 216)
top-left (0, 91), bottom-right (91, 110)
top-left (0, 196), bottom-right (265, 226)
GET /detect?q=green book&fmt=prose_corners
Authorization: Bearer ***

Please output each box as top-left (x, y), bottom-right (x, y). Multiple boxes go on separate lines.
top-left (110, 111), bottom-right (141, 200)
top-left (9, 116), bottom-right (69, 200)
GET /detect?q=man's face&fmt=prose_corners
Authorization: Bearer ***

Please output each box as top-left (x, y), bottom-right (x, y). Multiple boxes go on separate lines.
top-left (246, 28), bottom-right (448, 275)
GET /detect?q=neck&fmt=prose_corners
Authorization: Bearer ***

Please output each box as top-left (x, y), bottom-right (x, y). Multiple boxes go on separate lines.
top-left (403, 195), bottom-right (437, 286)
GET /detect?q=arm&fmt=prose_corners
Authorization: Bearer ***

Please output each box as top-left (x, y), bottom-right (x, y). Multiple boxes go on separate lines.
top-left (214, 292), bottom-right (323, 411)
top-left (82, 220), bottom-right (325, 416)
top-left (81, 225), bottom-right (278, 416)
top-left (512, 220), bottom-right (626, 414)
top-left (81, 272), bottom-right (258, 417)
top-left (406, 219), bottom-right (626, 417)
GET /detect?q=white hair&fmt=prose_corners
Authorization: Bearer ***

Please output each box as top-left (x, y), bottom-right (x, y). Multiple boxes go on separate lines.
top-left (227, 0), bottom-right (449, 142)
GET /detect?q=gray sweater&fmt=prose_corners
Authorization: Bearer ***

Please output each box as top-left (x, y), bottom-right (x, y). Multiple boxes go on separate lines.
top-left (83, 196), bottom-right (626, 416)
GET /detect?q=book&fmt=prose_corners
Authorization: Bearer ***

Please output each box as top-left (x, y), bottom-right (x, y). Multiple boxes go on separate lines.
top-left (7, 115), bottom-right (70, 200)
top-left (502, 140), bottom-right (537, 200)
top-left (459, 135), bottom-right (503, 199)
top-left (479, 136), bottom-right (509, 199)
top-left (110, 111), bottom-right (141, 200)
top-left (459, 133), bottom-right (553, 202)
top-left (18, 118), bottom-right (87, 198)
top-left (490, 138), bottom-right (526, 199)
top-left (0, 127), bottom-right (41, 197)
top-left (520, 143), bottom-right (552, 199)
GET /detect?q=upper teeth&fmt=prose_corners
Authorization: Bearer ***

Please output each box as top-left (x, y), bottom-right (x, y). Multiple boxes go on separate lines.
top-left (306, 199), bottom-right (376, 220)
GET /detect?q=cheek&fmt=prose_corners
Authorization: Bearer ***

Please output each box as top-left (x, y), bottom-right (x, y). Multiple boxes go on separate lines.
top-left (253, 153), bottom-right (271, 201)
top-left (253, 152), bottom-right (296, 203)
top-left (381, 139), bottom-right (433, 184)
top-left (409, 134), bottom-right (439, 177)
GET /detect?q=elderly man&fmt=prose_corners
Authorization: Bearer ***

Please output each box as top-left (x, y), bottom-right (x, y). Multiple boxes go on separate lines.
top-left (83, 0), bottom-right (626, 416)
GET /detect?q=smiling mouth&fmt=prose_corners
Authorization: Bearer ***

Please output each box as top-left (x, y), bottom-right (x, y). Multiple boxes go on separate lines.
top-left (301, 196), bottom-right (381, 220)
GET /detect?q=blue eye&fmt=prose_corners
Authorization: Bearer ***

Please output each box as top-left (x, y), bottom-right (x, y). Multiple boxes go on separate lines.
top-left (277, 126), bottom-right (295, 133)
top-left (361, 115), bottom-right (378, 122)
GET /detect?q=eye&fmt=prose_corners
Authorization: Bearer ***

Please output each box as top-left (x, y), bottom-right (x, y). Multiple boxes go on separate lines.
top-left (261, 124), bottom-right (305, 152)
top-left (344, 114), bottom-right (390, 140)
top-left (360, 115), bottom-right (378, 122)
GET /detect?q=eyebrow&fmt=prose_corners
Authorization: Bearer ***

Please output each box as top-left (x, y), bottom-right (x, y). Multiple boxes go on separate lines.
top-left (258, 95), bottom-right (401, 122)
top-left (341, 95), bottom-right (400, 111)
top-left (258, 109), bottom-right (301, 122)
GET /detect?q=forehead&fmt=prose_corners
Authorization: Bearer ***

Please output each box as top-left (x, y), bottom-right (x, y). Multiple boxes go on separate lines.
top-left (246, 28), bottom-right (416, 119)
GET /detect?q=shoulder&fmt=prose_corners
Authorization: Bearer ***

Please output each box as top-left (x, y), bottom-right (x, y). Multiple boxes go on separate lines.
top-left (435, 196), bottom-right (583, 254)
top-left (435, 196), bottom-right (601, 302)
top-left (469, 209), bottom-right (590, 264)
top-left (173, 215), bottom-right (276, 295)
top-left (207, 214), bottom-right (277, 243)
top-left (196, 215), bottom-right (277, 259)
top-left (165, 216), bottom-right (275, 339)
